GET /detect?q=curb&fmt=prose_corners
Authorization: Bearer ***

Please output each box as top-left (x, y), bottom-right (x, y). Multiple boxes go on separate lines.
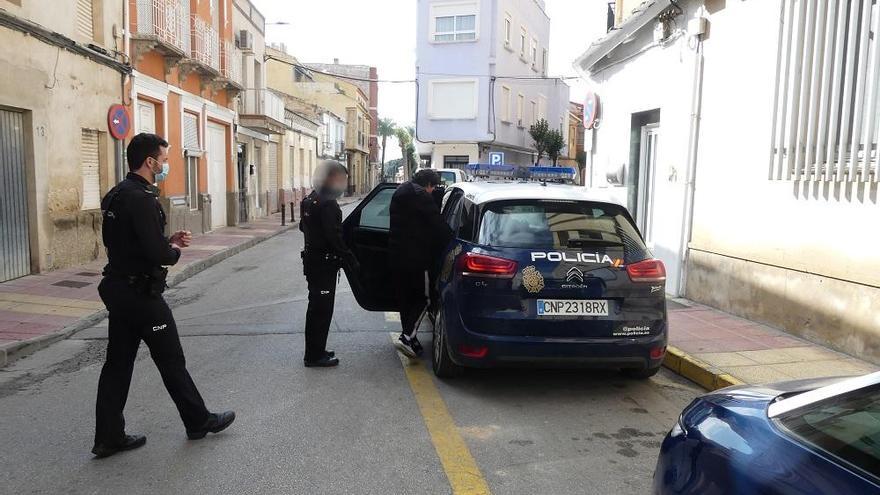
top-left (662, 345), bottom-right (744, 391)
top-left (0, 221), bottom-right (300, 368)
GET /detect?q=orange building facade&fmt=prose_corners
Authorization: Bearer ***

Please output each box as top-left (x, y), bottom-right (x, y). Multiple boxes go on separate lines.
top-left (127, 0), bottom-right (242, 232)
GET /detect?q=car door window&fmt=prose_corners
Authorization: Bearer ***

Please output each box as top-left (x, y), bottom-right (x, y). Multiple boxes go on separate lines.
top-left (442, 189), bottom-right (464, 232)
top-left (777, 384), bottom-right (880, 480)
top-left (358, 187), bottom-right (394, 230)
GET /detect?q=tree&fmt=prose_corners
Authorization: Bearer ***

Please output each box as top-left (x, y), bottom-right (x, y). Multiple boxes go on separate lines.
top-left (378, 118), bottom-right (396, 170)
top-left (395, 127), bottom-right (414, 180)
top-left (529, 118), bottom-right (550, 165)
top-left (546, 129), bottom-right (565, 166)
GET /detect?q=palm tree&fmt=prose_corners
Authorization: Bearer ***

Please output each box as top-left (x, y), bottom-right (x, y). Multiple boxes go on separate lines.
top-left (378, 118), bottom-right (396, 177)
top-left (395, 127), bottom-right (413, 180)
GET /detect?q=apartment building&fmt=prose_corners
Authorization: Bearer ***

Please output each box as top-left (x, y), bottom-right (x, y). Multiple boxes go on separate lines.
top-left (232, 0), bottom-right (284, 219)
top-left (266, 46), bottom-right (372, 195)
top-left (0, 0), bottom-right (130, 280)
top-left (575, 0), bottom-right (880, 362)
top-left (415, 0), bottom-right (570, 168)
top-left (129, 0), bottom-right (241, 232)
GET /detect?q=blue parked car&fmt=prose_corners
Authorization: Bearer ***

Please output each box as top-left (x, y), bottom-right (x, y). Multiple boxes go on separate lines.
top-left (654, 371), bottom-right (880, 494)
top-left (342, 165), bottom-right (668, 378)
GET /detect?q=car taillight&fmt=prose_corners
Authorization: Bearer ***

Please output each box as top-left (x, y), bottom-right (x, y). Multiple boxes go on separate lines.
top-left (626, 259), bottom-right (666, 283)
top-left (457, 253), bottom-right (518, 278)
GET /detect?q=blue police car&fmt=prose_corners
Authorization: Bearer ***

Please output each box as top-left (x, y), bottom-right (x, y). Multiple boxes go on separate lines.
top-left (342, 165), bottom-right (668, 378)
top-left (654, 371), bottom-right (880, 494)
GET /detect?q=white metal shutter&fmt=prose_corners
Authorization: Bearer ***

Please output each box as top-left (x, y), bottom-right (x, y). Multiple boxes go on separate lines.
top-left (76, 0), bottom-right (94, 40)
top-left (183, 113), bottom-right (200, 150)
top-left (81, 129), bottom-right (101, 210)
top-left (267, 142), bottom-right (278, 192)
top-left (137, 100), bottom-right (156, 134)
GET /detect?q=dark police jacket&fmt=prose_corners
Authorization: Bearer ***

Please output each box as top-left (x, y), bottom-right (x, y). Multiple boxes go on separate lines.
top-left (101, 172), bottom-right (180, 275)
top-left (300, 190), bottom-right (356, 268)
top-left (389, 181), bottom-right (453, 271)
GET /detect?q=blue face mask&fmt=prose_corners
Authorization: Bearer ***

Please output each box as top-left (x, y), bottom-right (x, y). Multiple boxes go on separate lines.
top-left (154, 162), bottom-right (170, 182)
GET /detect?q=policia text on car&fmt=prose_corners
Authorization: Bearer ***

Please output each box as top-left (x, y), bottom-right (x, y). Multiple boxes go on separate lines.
top-left (92, 133), bottom-right (235, 459)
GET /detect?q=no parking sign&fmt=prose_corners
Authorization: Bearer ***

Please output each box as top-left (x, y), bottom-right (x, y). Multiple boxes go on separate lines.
top-left (107, 104), bottom-right (130, 140)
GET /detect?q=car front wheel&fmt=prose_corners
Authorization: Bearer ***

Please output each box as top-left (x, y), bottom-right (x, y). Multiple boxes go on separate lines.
top-left (432, 309), bottom-right (464, 378)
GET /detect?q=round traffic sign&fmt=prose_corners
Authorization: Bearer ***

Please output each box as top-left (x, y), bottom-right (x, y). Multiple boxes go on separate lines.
top-left (584, 92), bottom-right (600, 130)
top-left (107, 104), bottom-right (131, 140)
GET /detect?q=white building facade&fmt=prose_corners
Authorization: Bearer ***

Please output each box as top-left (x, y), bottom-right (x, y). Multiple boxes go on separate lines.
top-left (416, 0), bottom-right (570, 168)
top-left (575, 0), bottom-right (880, 363)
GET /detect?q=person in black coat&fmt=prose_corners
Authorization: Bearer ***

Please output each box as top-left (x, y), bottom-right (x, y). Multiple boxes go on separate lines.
top-left (299, 160), bottom-right (359, 367)
top-left (389, 169), bottom-right (453, 357)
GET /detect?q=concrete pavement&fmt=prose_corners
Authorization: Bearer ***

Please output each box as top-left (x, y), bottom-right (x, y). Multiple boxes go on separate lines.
top-left (0, 203), bottom-right (703, 495)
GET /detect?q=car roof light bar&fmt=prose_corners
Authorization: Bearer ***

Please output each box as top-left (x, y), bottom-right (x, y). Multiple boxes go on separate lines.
top-left (466, 164), bottom-right (578, 183)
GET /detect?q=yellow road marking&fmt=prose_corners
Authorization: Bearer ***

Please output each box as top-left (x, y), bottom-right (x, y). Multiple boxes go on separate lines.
top-left (391, 333), bottom-right (492, 495)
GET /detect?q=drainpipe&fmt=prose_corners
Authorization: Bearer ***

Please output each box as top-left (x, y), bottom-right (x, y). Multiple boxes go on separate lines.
top-left (678, 20), bottom-right (705, 297)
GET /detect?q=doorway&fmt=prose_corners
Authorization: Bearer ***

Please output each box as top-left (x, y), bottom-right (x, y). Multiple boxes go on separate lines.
top-left (237, 142), bottom-right (249, 223)
top-left (207, 123), bottom-right (227, 229)
top-left (0, 108), bottom-right (31, 282)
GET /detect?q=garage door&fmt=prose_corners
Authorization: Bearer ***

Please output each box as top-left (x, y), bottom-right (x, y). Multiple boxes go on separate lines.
top-left (207, 123), bottom-right (227, 229)
top-left (0, 109), bottom-right (31, 282)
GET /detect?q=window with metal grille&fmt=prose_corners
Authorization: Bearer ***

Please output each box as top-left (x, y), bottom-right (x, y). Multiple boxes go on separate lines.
top-left (770, 0), bottom-right (880, 182)
top-left (76, 0), bottom-right (94, 41)
top-left (81, 129), bottom-right (101, 210)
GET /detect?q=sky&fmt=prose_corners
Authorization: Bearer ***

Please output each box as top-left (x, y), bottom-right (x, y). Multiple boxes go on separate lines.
top-left (251, 0), bottom-right (609, 160)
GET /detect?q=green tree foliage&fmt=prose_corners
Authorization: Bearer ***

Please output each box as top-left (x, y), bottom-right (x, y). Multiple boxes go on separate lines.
top-left (378, 118), bottom-right (396, 168)
top-left (528, 118), bottom-right (550, 165)
top-left (546, 129), bottom-right (565, 165)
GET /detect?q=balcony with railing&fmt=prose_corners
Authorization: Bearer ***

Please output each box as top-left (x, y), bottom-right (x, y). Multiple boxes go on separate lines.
top-left (238, 89), bottom-right (286, 134)
top-left (132, 0), bottom-right (189, 58)
top-left (218, 40), bottom-right (243, 91)
top-left (180, 15), bottom-right (220, 76)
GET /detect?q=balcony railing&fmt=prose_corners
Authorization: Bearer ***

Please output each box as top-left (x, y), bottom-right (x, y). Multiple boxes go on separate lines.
top-left (190, 15), bottom-right (220, 73)
top-left (134, 0), bottom-right (188, 55)
top-left (220, 40), bottom-right (242, 85)
top-left (239, 89), bottom-right (286, 124)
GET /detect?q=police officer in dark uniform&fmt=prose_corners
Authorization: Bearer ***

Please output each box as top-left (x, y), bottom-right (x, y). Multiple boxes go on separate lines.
top-left (92, 133), bottom-right (234, 458)
top-left (299, 160), bottom-right (359, 367)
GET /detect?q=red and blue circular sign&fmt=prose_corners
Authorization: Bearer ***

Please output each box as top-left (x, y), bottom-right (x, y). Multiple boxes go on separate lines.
top-left (584, 92), bottom-right (600, 130)
top-left (107, 104), bottom-right (130, 140)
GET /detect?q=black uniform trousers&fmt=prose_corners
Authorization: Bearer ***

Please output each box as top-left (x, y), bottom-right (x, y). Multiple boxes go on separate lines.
top-left (394, 267), bottom-right (429, 339)
top-left (304, 261), bottom-right (338, 362)
top-left (94, 276), bottom-right (209, 446)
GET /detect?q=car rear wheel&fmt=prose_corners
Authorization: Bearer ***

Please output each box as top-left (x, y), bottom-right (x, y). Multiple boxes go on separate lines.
top-left (621, 365), bottom-right (662, 379)
top-left (432, 309), bottom-right (463, 378)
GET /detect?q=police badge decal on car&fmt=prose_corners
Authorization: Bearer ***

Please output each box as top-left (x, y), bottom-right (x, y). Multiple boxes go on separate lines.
top-left (522, 265), bottom-right (545, 294)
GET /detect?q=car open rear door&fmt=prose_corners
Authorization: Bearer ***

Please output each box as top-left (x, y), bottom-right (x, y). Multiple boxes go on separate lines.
top-left (341, 183), bottom-right (400, 311)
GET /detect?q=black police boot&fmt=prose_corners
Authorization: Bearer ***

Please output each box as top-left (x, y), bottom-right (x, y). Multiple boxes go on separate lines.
top-left (91, 434), bottom-right (147, 459)
top-left (394, 334), bottom-right (424, 358)
top-left (325, 350), bottom-right (335, 358)
top-left (304, 355), bottom-right (340, 367)
top-left (187, 411), bottom-right (236, 440)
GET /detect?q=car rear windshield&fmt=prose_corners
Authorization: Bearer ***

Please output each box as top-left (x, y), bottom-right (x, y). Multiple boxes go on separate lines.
top-left (476, 200), bottom-right (649, 261)
top-left (778, 384), bottom-right (880, 480)
top-left (439, 171), bottom-right (457, 186)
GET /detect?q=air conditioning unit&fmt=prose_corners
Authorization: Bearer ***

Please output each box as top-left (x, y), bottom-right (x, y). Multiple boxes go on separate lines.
top-left (237, 30), bottom-right (254, 52)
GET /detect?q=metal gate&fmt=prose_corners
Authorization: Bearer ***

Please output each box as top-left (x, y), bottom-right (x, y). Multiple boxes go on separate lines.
top-left (267, 142), bottom-right (278, 211)
top-left (0, 109), bottom-right (31, 282)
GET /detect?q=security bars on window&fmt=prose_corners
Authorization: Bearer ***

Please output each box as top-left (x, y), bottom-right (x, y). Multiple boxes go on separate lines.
top-left (769, 0), bottom-right (880, 182)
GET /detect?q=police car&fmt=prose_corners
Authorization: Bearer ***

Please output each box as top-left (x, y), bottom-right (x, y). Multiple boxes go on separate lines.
top-left (342, 164), bottom-right (667, 378)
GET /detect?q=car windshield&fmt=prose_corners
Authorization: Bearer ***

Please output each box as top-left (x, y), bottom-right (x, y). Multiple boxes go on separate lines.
top-left (476, 200), bottom-right (649, 261)
top-left (779, 384), bottom-right (880, 479)
top-left (439, 171), bottom-right (457, 186)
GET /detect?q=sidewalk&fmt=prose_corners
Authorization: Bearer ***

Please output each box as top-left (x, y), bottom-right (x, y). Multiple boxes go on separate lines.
top-left (0, 195), bottom-right (364, 367)
top-left (664, 299), bottom-right (878, 390)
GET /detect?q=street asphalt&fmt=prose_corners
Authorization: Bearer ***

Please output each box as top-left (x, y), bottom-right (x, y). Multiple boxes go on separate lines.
top-left (0, 202), bottom-right (702, 495)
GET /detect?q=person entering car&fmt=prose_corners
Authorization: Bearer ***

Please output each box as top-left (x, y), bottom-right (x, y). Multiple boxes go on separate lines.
top-left (389, 169), bottom-right (453, 357)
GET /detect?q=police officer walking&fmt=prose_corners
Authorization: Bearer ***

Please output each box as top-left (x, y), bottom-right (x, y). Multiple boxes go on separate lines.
top-left (299, 160), bottom-right (359, 367)
top-left (389, 169), bottom-right (453, 358)
top-left (93, 133), bottom-right (235, 458)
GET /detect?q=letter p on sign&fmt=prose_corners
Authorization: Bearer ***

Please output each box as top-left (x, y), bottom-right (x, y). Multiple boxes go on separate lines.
top-left (489, 152), bottom-right (504, 165)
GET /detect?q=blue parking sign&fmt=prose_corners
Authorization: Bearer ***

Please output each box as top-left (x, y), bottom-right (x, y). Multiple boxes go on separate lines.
top-left (489, 152), bottom-right (504, 165)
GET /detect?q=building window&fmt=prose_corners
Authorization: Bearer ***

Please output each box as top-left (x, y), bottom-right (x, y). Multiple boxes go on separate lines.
top-left (542, 48), bottom-right (548, 76)
top-left (136, 99), bottom-right (157, 134)
top-left (516, 93), bottom-right (524, 127)
top-left (431, 2), bottom-right (478, 42)
top-left (501, 85), bottom-right (512, 123)
top-left (76, 0), bottom-right (95, 41)
top-left (770, 0), bottom-right (880, 182)
top-left (81, 129), bottom-right (101, 210)
top-left (428, 79), bottom-right (478, 120)
top-left (530, 100), bottom-right (537, 127)
top-left (182, 112), bottom-right (200, 210)
top-left (538, 95), bottom-right (547, 121)
top-left (504, 13), bottom-right (512, 48)
top-left (531, 38), bottom-right (538, 69)
top-left (520, 27), bottom-right (527, 59)
top-left (443, 155), bottom-right (470, 170)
